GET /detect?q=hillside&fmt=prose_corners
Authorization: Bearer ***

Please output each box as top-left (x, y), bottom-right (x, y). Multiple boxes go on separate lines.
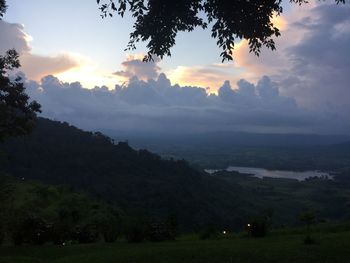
top-left (109, 130), bottom-right (350, 148)
top-left (0, 174), bottom-right (121, 245)
top-left (0, 118), bottom-right (243, 230)
top-left (1, 118), bottom-right (349, 231)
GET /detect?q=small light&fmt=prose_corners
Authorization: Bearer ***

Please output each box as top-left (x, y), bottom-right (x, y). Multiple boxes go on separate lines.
top-left (62, 242), bottom-right (66, 246)
top-left (223, 230), bottom-right (226, 235)
top-left (247, 224), bottom-right (251, 227)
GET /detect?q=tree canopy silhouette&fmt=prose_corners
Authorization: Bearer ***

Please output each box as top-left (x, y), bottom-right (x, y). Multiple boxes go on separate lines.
top-left (97, 0), bottom-right (345, 62)
top-left (0, 0), bottom-right (41, 141)
top-left (0, 50), bottom-right (41, 141)
top-left (0, 0), bottom-right (6, 18)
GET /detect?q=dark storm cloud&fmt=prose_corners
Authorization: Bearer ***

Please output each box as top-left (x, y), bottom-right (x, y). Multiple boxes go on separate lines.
top-left (280, 4), bottom-right (350, 121)
top-left (23, 73), bottom-right (338, 134)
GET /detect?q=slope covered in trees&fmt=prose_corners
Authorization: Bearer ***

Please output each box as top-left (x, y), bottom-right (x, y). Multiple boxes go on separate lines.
top-left (1, 118), bottom-right (349, 231)
top-left (0, 174), bottom-right (122, 245)
top-left (0, 118), bottom-right (243, 230)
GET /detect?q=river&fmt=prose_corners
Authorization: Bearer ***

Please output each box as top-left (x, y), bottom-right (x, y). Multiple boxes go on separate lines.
top-left (205, 166), bottom-right (331, 181)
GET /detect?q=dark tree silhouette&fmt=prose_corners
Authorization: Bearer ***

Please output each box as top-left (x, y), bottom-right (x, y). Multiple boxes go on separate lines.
top-left (0, 1), bottom-right (41, 141)
top-left (0, 49), bottom-right (41, 141)
top-left (0, 0), bottom-right (6, 18)
top-left (98, 0), bottom-right (345, 62)
top-left (300, 211), bottom-right (316, 228)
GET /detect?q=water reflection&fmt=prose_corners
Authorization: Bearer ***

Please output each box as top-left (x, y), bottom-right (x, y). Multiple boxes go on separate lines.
top-left (205, 166), bottom-right (331, 181)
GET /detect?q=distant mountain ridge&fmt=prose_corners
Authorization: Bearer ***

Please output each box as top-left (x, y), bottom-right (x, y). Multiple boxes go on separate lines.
top-left (105, 130), bottom-right (350, 171)
top-left (105, 130), bottom-right (350, 151)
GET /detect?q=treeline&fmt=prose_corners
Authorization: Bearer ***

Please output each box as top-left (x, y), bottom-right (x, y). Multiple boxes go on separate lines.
top-left (175, 143), bottom-right (350, 172)
top-left (0, 175), bottom-right (120, 245)
top-left (0, 174), bottom-right (277, 247)
top-left (0, 175), bottom-right (178, 246)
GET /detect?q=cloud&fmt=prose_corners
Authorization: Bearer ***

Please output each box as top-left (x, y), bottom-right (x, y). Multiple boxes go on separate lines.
top-left (5, 2), bottom-right (349, 135)
top-left (0, 20), bottom-right (82, 80)
top-left (113, 54), bottom-right (161, 81)
top-left (167, 63), bottom-right (244, 93)
top-left (280, 3), bottom-right (350, 114)
top-left (113, 56), bottom-right (243, 94)
top-left (231, 3), bottom-right (350, 121)
top-left (20, 53), bottom-right (80, 81)
top-left (231, 3), bottom-right (320, 81)
top-left (23, 73), bottom-right (349, 135)
top-left (0, 21), bottom-right (30, 54)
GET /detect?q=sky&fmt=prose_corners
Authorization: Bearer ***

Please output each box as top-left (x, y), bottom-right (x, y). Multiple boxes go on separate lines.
top-left (1, 0), bottom-right (350, 135)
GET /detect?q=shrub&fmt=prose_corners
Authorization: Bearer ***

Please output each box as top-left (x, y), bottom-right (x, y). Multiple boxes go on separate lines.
top-left (49, 222), bottom-right (74, 245)
top-left (300, 212), bottom-right (316, 228)
top-left (125, 226), bottom-right (147, 242)
top-left (97, 213), bottom-right (121, 243)
top-left (123, 214), bottom-right (151, 243)
top-left (199, 224), bottom-right (219, 240)
top-left (0, 224), bottom-right (4, 245)
top-left (165, 215), bottom-right (177, 240)
top-left (124, 219), bottom-right (147, 243)
top-left (148, 216), bottom-right (178, 242)
top-left (101, 219), bottom-right (120, 243)
top-left (247, 219), bottom-right (268, 238)
top-left (148, 222), bottom-right (170, 242)
top-left (103, 229), bottom-right (119, 243)
top-left (74, 224), bottom-right (99, 244)
top-left (303, 235), bottom-right (317, 245)
top-left (11, 216), bottom-right (49, 245)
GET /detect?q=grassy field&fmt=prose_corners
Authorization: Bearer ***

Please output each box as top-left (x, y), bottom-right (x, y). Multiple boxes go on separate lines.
top-left (1, 227), bottom-right (350, 263)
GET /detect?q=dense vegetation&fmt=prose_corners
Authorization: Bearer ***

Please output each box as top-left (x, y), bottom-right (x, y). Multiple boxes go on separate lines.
top-left (185, 144), bottom-right (350, 172)
top-left (214, 170), bottom-right (350, 226)
top-left (0, 49), bottom-right (41, 142)
top-left (1, 118), bottom-right (350, 233)
top-left (0, 118), bottom-right (242, 230)
top-left (113, 132), bottom-right (350, 171)
top-left (0, 175), bottom-right (122, 245)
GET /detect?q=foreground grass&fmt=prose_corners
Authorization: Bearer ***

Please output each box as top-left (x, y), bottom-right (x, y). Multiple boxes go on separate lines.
top-left (1, 230), bottom-right (350, 263)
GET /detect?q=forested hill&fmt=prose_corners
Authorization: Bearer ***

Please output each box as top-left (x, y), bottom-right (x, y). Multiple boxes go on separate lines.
top-left (0, 118), bottom-right (243, 229)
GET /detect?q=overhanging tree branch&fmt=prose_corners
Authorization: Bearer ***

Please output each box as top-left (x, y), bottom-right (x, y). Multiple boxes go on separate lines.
top-left (97, 0), bottom-right (346, 62)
